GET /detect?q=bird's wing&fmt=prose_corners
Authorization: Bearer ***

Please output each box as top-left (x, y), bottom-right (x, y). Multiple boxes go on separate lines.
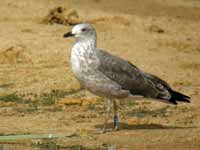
top-left (144, 73), bottom-right (190, 104)
top-left (96, 49), bottom-right (151, 92)
top-left (96, 49), bottom-right (171, 99)
top-left (143, 73), bottom-right (172, 99)
top-left (95, 49), bottom-right (191, 104)
top-left (144, 73), bottom-right (171, 90)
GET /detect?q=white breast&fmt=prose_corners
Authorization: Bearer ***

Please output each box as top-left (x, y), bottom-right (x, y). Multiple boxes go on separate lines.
top-left (71, 52), bottom-right (79, 71)
top-left (71, 47), bottom-right (81, 76)
top-left (70, 40), bottom-right (97, 80)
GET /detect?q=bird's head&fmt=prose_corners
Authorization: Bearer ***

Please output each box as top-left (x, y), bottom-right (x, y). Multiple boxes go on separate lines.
top-left (63, 23), bottom-right (96, 41)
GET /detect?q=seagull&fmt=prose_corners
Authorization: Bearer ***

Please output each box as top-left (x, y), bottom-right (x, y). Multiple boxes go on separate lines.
top-left (63, 23), bottom-right (190, 132)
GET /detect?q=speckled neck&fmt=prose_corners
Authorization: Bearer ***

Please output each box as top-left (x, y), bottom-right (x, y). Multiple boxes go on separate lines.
top-left (73, 37), bottom-right (97, 56)
top-left (70, 35), bottom-right (98, 80)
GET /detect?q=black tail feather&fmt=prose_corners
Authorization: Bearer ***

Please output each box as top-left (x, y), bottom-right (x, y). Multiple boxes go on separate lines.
top-left (169, 90), bottom-right (191, 105)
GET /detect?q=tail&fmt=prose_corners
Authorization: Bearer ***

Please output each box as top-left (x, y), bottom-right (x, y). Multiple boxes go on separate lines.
top-left (169, 89), bottom-right (191, 105)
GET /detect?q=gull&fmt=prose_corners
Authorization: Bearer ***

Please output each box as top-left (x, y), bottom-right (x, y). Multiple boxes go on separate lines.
top-left (63, 23), bottom-right (190, 132)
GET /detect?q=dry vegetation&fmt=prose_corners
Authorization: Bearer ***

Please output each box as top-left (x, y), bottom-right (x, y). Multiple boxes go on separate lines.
top-left (0, 0), bottom-right (200, 149)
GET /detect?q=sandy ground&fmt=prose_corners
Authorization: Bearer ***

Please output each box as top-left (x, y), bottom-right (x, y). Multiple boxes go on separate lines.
top-left (0, 0), bottom-right (200, 149)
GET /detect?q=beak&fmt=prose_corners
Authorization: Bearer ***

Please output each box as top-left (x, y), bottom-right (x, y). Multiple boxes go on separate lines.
top-left (63, 32), bottom-right (74, 38)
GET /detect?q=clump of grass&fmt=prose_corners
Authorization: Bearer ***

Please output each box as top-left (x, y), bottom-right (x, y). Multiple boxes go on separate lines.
top-left (32, 139), bottom-right (59, 150)
top-left (127, 100), bottom-right (138, 107)
top-left (0, 93), bottom-right (23, 103)
top-left (60, 144), bottom-right (103, 150)
top-left (39, 89), bottom-right (83, 106)
top-left (0, 89), bottom-right (84, 111)
top-left (87, 103), bottom-right (96, 110)
top-left (40, 93), bottom-right (57, 106)
top-left (32, 142), bottom-right (99, 150)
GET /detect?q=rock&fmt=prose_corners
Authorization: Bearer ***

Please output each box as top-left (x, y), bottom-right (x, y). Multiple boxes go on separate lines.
top-left (42, 6), bottom-right (80, 25)
top-left (149, 25), bottom-right (165, 33)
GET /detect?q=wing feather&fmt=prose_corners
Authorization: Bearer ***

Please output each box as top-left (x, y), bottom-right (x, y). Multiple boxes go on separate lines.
top-left (96, 49), bottom-right (144, 89)
top-left (95, 49), bottom-right (190, 104)
top-left (96, 49), bottom-right (171, 99)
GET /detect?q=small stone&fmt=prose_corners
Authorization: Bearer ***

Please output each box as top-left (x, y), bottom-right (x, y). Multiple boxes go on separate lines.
top-left (149, 25), bottom-right (165, 33)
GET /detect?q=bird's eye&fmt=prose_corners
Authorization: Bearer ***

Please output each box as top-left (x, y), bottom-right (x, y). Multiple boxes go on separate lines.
top-left (81, 28), bottom-right (87, 32)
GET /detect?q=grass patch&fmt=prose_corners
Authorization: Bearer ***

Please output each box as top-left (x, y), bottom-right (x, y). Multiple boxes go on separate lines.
top-left (32, 141), bottom-right (102, 150)
top-left (40, 93), bottom-right (57, 105)
top-left (127, 100), bottom-right (138, 107)
top-left (0, 89), bottom-right (84, 115)
top-left (59, 144), bottom-right (106, 150)
top-left (0, 93), bottom-right (23, 103)
top-left (2, 89), bottom-right (84, 106)
top-left (39, 89), bottom-right (83, 106)
top-left (0, 83), bottom-right (13, 88)
top-left (87, 103), bottom-right (96, 110)
top-left (32, 139), bottom-right (59, 150)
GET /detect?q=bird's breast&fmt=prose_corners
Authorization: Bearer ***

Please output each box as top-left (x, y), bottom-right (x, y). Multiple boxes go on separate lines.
top-left (71, 50), bottom-right (81, 75)
top-left (70, 43), bottom-right (98, 80)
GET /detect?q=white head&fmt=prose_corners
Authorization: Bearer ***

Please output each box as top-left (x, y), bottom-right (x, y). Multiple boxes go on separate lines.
top-left (63, 23), bottom-right (96, 42)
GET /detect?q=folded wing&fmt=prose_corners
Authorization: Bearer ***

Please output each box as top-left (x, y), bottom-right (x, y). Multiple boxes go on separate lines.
top-left (96, 49), bottom-right (190, 104)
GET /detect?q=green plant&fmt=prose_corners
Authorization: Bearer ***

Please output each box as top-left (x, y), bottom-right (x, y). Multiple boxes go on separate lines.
top-left (0, 93), bottom-right (23, 103)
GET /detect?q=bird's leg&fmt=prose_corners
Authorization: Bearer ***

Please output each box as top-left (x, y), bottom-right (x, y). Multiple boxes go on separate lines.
top-left (113, 100), bottom-right (119, 131)
top-left (103, 99), bottom-right (112, 133)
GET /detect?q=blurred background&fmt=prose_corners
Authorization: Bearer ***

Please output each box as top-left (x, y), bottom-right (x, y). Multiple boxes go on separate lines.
top-left (0, 0), bottom-right (200, 149)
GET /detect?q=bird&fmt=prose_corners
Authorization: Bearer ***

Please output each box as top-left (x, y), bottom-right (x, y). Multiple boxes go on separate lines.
top-left (63, 23), bottom-right (190, 133)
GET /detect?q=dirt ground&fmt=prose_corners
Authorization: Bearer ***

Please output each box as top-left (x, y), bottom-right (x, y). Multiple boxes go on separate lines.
top-left (0, 0), bottom-right (200, 149)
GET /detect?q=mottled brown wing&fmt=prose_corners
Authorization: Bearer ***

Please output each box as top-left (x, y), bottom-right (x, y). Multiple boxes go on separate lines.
top-left (96, 49), bottom-right (171, 99)
top-left (144, 73), bottom-right (171, 90)
top-left (144, 73), bottom-right (172, 99)
top-left (96, 49), bottom-right (149, 91)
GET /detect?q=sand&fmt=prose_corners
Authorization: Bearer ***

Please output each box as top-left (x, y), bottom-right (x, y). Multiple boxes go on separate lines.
top-left (0, 0), bottom-right (200, 149)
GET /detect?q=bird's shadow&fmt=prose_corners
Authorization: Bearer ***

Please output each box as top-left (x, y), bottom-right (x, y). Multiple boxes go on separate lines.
top-left (95, 122), bottom-right (196, 130)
